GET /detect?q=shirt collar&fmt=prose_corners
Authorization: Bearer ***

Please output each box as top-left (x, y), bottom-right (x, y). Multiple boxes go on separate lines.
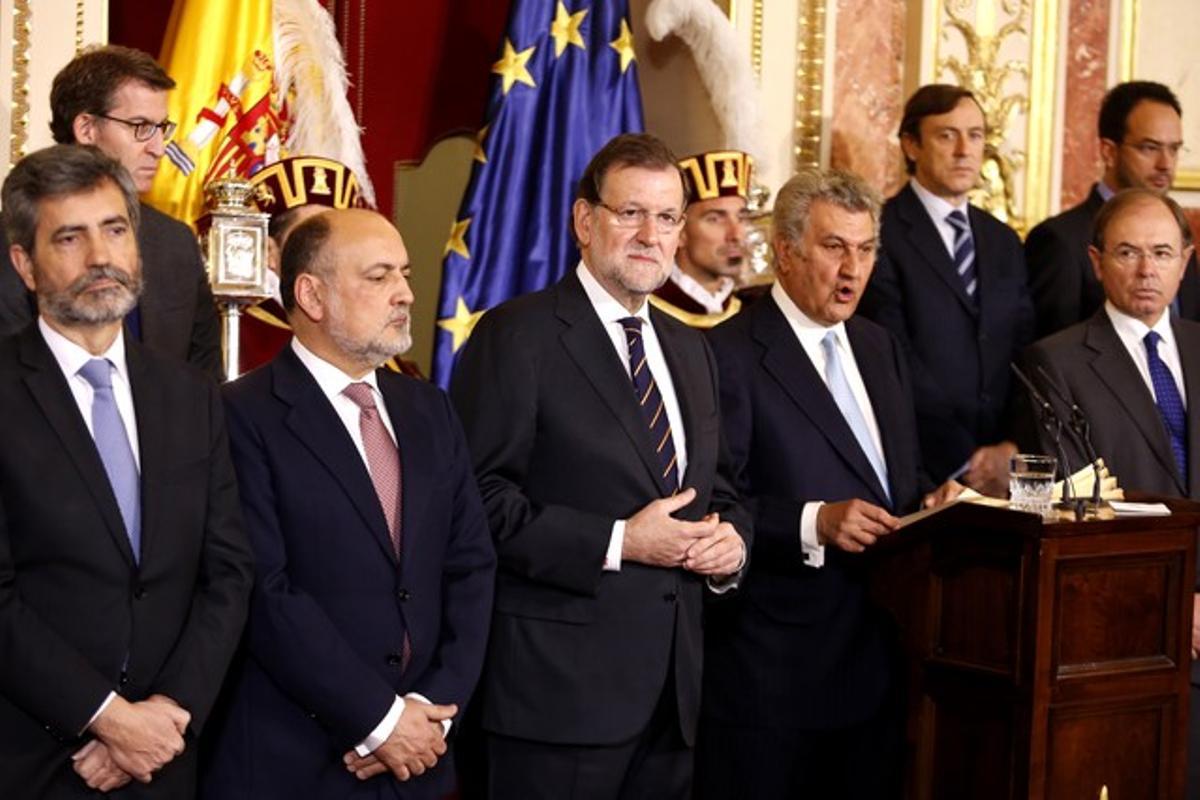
top-left (770, 281), bottom-right (847, 347)
top-left (38, 316), bottom-right (129, 383)
top-left (291, 336), bottom-right (382, 404)
top-left (1104, 300), bottom-right (1176, 349)
top-left (909, 176), bottom-right (969, 221)
top-left (576, 261), bottom-right (651, 326)
top-left (1097, 181), bottom-right (1117, 202)
top-left (670, 264), bottom-right (735, 307)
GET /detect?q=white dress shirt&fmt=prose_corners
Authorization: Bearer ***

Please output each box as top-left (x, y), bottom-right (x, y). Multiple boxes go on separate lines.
top-left (40, 319), bottom-right (142, 730)
top-left (291, 338), bottom-right (448, 755)
top-left (1104, 302), bottom-right (1187, 404)
top-left (668, 264), bottom-right (735, 314)
top-left (771, 283), bottom-right (887, 568)
top-left (576, 262), bottom-right (689, 571)
top-left (910, 177), bottom-right (971, 260)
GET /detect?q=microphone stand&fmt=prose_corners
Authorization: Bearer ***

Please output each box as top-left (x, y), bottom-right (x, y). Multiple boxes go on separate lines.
top-left (1035, 365), bottom-right (1104, 513)
top-left (1010, 364), bottom-right (1082, 520)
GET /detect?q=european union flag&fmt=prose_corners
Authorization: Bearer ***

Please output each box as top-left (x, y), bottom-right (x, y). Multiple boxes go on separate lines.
top-left (431, 0), bottom-right (644, 388)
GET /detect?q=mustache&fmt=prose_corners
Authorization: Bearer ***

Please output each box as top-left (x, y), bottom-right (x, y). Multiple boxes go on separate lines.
top-left (69, 264), bottom-right (139, 295)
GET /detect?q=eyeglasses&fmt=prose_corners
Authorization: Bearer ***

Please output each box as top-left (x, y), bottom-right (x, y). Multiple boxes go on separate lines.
top-left (594, 202), bottom-right (685, 233)
top-left (1102, 244), bottom-right (1183, 268)
top-left (95, 113), bottom-right (177, 143)
top-left (1120, 139), bottom-right (1186, 159)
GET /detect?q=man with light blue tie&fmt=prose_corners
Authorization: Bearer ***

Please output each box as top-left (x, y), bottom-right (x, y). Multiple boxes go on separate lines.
top-left (0, 144), bottom-right (252, 799)
top-left (698, 168), bottom-right (962, 800)
top-left (1017, 187), bottom-right (1200, 798)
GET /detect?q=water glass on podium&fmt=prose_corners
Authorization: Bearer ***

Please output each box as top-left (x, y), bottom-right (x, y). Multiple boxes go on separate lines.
top-left (1009, 454), bottom-right (1057, 518)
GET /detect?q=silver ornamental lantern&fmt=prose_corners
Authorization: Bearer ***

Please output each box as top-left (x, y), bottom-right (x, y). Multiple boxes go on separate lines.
top-left (199, 178), bottom-right (271, 381)
top-left (743, 182), bottom-right (773, 278)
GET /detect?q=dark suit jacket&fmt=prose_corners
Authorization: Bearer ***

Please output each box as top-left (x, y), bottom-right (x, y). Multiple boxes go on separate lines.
top-left (1024, 184), bottom-right (1200, 337)
top-left (1018, 310), bottom-right (1200, 685)
top-left (202, 345), bottom-right (496, 799)
top-left (703, 296), bottom-right (925, 730)
top-left (448, 270), bottom-right (751, 748)
top-left (0, 203), bottom-right (222, 380)
top-left (0, 324), bottom-right (253, 799)
top-left (860, 182), bottom-right (1035, 481)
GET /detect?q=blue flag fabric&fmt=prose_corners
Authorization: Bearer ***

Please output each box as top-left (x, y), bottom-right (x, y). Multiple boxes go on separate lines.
top-left (431, 0), bottom-right (644, 388)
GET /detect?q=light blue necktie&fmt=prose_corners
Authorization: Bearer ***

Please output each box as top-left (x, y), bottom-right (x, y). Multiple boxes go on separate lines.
top-left (822, 331), bottom-right (890, 502)
top-left (78, 358), bottom-right (141, 562)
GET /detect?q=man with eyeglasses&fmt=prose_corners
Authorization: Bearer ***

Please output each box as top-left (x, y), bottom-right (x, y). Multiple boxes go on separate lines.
top-left (698, 168), bottom-right (962, 799)
top-left (859, 84), bottom-right (1035, 498)
top-left (449, 132), bottom-right (749, 799)
top-left (1017, 188), bottom-right (1200, 797)
top-left (1026, 81), bottom-right (1200, 338)
top-left (0, 45), bottom-right (221, 380)
top-left (649, 150), bottom-right (753, 328)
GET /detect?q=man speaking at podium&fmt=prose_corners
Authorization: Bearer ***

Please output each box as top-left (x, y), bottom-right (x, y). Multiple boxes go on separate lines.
top-left (1019, 188), bottom-right (1200, 797)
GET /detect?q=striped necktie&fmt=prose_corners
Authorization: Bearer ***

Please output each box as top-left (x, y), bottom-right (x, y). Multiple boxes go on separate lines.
top-left (619, 317), bottom-right (680, 493)
top-left (946, 209), bottom-right (977, 299)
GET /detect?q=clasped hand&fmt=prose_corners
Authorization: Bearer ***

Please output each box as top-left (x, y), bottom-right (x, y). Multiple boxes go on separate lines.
top-left (343, 700), bottom-right (457, 782)
top-left (623, 487), bottom-right (745, 577)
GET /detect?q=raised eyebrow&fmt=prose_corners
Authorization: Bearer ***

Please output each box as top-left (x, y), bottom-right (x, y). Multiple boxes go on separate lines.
top-left (50, 223), bottom-right (87, 239)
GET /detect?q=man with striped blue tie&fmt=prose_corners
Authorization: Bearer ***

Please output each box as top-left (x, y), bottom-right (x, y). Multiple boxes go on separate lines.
top-left (859, 84), bottom-right (1035, 498)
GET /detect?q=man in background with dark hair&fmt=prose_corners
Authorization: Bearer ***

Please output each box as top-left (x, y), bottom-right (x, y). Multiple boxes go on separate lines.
top-left (1025, 80), bottom-right (1199, 337)
top-left (0, 44), bottom-right (221, 380)
top-left (0, 143), bottom-right (252, 798)
top-left (859, 84), bottom-right (1034, 497)
top-left (450, 132), bottom-right (749, 799)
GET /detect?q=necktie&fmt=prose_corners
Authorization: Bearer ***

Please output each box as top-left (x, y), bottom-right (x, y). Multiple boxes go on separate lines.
top-left (78, 358), bottom-right (141, 562)
top-left (619, 317), bottom-right (680, 493)
top-left (946, 209), bottom-right (977, 299)
top-left (343, 382), bottom-right (410, 670)
top-left (343, 383), bottom-right (402, 555)
top-left (1144, 331), bottom-right (1188, 482)
top-left (821, 332), bottom-right (890, 502)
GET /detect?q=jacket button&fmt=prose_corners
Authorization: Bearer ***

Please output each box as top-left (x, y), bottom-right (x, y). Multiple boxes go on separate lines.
top-left (397, 588), bottom-right (411, 602)
top-left (386, 653), bottom-right (404, 666)
top-left (133, 586), bottom-right (147, 600)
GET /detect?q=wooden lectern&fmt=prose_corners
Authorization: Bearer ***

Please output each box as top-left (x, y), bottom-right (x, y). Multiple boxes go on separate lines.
top-left (869, 497), bottom-right (1200, 799)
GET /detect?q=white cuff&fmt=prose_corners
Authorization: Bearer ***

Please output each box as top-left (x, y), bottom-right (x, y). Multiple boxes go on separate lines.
top-left (603, 520), bottom-right (625, 571)
top-left (354, 695), bottom-right (405, 757)
top-left (800, 501), bottom-right (826, 568)
top-left (84, 691), bottom-right (117, 734)
top-left (706, 538), bottom-right (746, 594)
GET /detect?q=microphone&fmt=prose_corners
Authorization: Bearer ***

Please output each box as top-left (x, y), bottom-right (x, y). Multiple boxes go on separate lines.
top-left (1035, 365), bottom-right (1104, 509)
top-left (1010, 363), bottom-right (1080, 516)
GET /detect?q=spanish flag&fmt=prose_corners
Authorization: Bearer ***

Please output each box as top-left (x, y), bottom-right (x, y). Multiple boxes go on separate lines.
top-left (146, 0), bottom-right (282, 226)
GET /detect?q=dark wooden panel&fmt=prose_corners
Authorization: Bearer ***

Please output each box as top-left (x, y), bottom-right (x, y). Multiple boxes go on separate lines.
top-left (1046, 700), bottom-right (1175, 799)
top-left (925, 678), bottom-right (1018, 800)
top-left (1053, 555), bottom-right (1182, 681)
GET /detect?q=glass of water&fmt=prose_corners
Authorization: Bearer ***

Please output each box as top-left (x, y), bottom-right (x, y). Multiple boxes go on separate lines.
top-left (1009, 454), bottom-right (1057, 518)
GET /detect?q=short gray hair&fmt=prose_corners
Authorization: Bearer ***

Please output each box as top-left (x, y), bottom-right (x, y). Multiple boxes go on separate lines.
top-left (773, 168), bottom-right (882, 245)
top-left (2, 144), bottom-right (141, 254)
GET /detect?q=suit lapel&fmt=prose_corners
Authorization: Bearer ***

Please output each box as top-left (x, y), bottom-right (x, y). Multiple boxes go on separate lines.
top-left (754, 298), bottom-right (890, 505)
top-left (127, 343), bottom-right (166, 565)
top-left (556, 273), bottom-right (670, 495)
top-left (273, 347), bottom-right (398, 564)
top-left (1085, 313), bottom-right (1184, 492)
top-left (897, 184), bottom-right (978, 316)
top-left (378, 372), bottom-right (428, 571)
top-left (18, 327), bottom-right (136, 565)
top-left (846, 319), bottom-right (903, 508)
top-left (1174, 319), bottom-right (1200, 498)
top-left (652, 306), bottom-right (703, 488)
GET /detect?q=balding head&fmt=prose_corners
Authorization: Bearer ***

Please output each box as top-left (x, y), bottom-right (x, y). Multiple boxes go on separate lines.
top-left (282, 208), bottom-right (415, 377)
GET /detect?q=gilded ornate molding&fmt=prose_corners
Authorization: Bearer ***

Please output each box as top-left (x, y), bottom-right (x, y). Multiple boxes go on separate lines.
top-left (792, 0), bottom-right (826, 171)
top-left (75, 0), bottom-right (86, 53)
top-left (751, 0), bottom-right (763, 79)
top-left (10, 0), bottom-right (32, 169)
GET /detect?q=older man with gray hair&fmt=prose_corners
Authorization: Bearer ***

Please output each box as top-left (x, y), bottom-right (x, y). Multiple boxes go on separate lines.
top-left (698, 168), bottom-right (960, 800)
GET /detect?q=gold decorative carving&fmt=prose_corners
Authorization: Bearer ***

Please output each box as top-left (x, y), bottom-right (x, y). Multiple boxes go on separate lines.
top-left (938, 0), bottom-right (1030, 229)
top-left (792, 0), bottom-right (826, 172)
top-left (75, 0), bottom-right (85, 53)
top-left (751, 0), bottom-right (763, 79)
top-left (10, 0), bottom-right (32, 169)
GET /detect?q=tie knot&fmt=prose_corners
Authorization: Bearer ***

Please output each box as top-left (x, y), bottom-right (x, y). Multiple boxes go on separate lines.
top-left (947, 209), bottom-right (969, 232)
top-left (619, 316), bottom-right (642, 335)
top-left (1145, 330), bottom-right (1163, 353)
top-left (342, 382), bottom-right (377, 411)
top-left (821, 330), bottom-right (838, 354)
top-left (78, 358), bottom-right (114, 390)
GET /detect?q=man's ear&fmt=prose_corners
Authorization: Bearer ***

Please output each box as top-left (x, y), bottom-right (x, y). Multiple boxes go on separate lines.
top-left (266, 238), bottom-right (281, 276)
top-left (292, 272), bottom-right (324, 322)
top-left (73, 113), bottom-right (99, 146)
top-left (9, 245), bottom-right (37, 293)
top-left (572, 199), bottom-right (593, 249)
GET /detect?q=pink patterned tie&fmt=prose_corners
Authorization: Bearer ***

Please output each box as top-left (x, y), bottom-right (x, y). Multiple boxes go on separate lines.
top-left (343, 382), bottom-right (402, 556)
